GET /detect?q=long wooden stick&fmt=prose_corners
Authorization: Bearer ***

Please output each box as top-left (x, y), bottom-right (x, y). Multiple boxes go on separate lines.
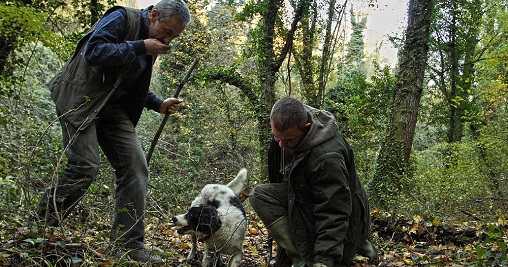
top-left (146, 58), bottom-right (200, 165)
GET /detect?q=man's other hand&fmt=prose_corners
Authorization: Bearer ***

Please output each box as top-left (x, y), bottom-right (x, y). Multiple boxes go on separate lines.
top-left (159, 97), bottom-right (182, 114)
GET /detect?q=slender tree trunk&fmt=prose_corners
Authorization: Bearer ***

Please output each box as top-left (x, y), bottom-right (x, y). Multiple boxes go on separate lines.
top-left (90, 0), bottom-right (99, 26)
top-left (0, 40), bottom-right (14, 75)
top-left (257, 0), bottom-right (310, 179)
top-left (293, 0), bottom-right (346, 108)
top-left (316, 0), bottom-right (340, 107)
top-left (447, 0), bottom-right (463, 143)
top-left (370, 0), bottom-right (434, 209)
top-left (294, 1), bottom-right (318, 106)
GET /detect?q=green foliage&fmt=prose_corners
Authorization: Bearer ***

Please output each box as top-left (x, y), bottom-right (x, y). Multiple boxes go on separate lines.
top-left (70, 0), bottom-right (117, 28)
top-left (0, 3), bottom-right (71, 58)
top-left (325, 63), bottom-right (394, 189)
top-left (0, 42), bottom-right (63, 218)
top-left (474, 223), bottom-right (508, 266)
top-left (0, 4), bottom-right (47, 47)
top-left (235, 1), bottom-right (264, 21)
top-left (0, 176), bottom-right (20, 206)
top-left (396, 138), bottom-right (508, 218)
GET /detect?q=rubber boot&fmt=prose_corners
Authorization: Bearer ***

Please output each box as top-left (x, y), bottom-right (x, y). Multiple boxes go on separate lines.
top-left (267, 216), bottom-right (305, 267)
top-left (357, 239), bottom-right (379, 265)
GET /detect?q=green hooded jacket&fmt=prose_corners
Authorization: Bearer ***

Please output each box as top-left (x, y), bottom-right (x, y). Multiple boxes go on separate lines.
top-left (269, 105), bottom-right (371, 267)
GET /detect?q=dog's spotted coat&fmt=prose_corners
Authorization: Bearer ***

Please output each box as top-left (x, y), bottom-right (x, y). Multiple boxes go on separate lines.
top-left (173, 168), bottom-right (247, 267)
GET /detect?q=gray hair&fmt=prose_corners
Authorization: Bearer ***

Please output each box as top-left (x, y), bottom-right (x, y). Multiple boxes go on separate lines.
top-left (155, 0), bottom-right (191, 27)
top-left (270, 97), bottom-right (308, 132)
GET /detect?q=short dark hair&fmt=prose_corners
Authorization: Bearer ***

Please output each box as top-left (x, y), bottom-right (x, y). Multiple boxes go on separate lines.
top-left (155, 0), bottom-right (191, 26)
top-left (270, 97), bottom-right (308, 132)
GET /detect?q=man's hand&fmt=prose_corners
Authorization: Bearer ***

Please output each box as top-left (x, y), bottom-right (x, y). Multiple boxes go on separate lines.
top-left (159, 97), bottom-right (182, 114)
top-left (144, 38), bottom-right (171, 55)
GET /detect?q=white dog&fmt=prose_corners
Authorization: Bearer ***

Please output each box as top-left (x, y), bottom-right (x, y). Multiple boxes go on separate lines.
top-left (172, 168), bottom-right (248, 267)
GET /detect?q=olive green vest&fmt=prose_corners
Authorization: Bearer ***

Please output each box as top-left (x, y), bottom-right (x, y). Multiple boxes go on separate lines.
top-left (48, 7), bottom-right (145, 129)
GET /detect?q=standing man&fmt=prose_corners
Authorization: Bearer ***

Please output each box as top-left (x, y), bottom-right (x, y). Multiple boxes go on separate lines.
top-left (249, 97), bottom-right (379, 267)
top-left (34, 0), bottom-right (191, 263)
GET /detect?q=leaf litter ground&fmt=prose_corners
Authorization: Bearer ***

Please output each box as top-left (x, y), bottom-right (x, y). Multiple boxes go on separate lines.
top-left (1, 208), bottom-right (507, 266)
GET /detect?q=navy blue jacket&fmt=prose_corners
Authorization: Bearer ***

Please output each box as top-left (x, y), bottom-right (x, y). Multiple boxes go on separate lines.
top-left (48, 6), bottom-right (163, 128)
top-left (83, 7), bottom-right (163, 112)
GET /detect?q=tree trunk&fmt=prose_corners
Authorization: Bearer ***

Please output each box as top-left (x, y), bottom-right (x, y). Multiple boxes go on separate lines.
top-left (206, 0), bottom-right (309, 180)
top-left (444, 0), bottom-right (482, 143)
top-left (447, 0), bottom-right (463, 143)
top-left (293, 0), bottom-right (346, 108)
top-left (256, 0), bottom-right (309, 178)
top-left (90, 0), bottom-right (99, 26)
top-left (370, 0), bottom-right (434, 209)
top-left (293, 1), bottom-right (318, 106)
top-left (316, 0), bottom-right (339, 107)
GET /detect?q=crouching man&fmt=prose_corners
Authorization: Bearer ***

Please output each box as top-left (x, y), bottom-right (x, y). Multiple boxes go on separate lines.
top-left (250, 97), bottom-right (379, 267)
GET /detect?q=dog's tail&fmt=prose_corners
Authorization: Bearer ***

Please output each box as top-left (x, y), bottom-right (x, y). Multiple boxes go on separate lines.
top-left (227, 168), bottom-right (247, 196)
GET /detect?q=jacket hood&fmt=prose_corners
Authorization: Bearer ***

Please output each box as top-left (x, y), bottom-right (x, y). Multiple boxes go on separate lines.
top-left (293, 104), bottom-right (338, 153)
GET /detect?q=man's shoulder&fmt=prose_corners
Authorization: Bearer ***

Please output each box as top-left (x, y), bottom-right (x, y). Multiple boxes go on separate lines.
top-left (123, 6), bottom-right (143, 14)
top-left (102, 5), bottom-right (142, 20)
top-left (306, 134), bottom-right (348, 159)
top-left (104, 6), bottom-right (129, 16)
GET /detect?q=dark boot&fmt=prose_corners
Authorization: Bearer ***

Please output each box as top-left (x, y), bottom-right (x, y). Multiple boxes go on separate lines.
top-left (358, 239), bottom-right (379, 265)
top-left (268, 216), bottom-right (305, 267)
top-left (116, 247), bottom-right (163, 264)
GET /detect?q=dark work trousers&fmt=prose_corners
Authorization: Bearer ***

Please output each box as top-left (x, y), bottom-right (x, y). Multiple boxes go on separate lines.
top-left (250, 182), bottom-right (360, 267)
top-left (249, 183), bottom-right (288, 228)
top-left (250, 183), bottom-right (294, 267)
top-left (37, 105), bottom-right (149, 250)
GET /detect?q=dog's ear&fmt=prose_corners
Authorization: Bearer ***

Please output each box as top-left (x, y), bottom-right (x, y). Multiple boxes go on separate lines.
top-left (196, 205), bottom-right (221, 234)
top-left (227, 168), bottom-right (247, 195)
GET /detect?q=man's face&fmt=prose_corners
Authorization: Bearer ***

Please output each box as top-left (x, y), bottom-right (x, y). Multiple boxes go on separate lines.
top-left (148, 9), bottom-right (186, 45)
top-left (271, 121), bottom-right (307, 149)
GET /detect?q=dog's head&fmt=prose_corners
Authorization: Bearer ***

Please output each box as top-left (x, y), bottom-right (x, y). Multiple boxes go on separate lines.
top-left (172, 204), bottom-right (221, 236)
top-left (191, 168), bottom-right (248, 208)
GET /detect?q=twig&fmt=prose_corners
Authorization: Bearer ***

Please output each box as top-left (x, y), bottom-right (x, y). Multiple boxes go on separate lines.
top-left (146, 58), bottom-right (200, 165)
top-left (44, 241), bottom-right (107, 260)
top-left (460, 210), bottom-right (482, 221)
top-left (381, 232), bottom-right (397, 251)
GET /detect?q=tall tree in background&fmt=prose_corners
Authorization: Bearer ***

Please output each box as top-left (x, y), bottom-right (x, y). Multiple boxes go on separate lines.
top-left (427, 0), bottom-right (484, 142)
top-left (344, 7), bottom-right (367, 73)
top-left (474, 0), bottom-right (508, 139)
top-left (370, 0), bottom-right (434, 209)
top-left (292, 0), bottom-right (348, 107)
top-left (204, 0), bottom-right (310, 178)
top-left (325, 7), bottom-right (368, 135)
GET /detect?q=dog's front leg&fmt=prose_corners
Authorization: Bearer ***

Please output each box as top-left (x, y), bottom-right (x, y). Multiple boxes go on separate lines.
top-left (201, 248), bottom-right (213, 267)
top-left (228, 252), bottom-right (243, 267)
top-left (187, 234), bottom-right (198, 261)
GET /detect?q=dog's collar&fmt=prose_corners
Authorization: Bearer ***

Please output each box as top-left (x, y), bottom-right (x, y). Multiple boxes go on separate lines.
top-left (199, 212), bottom-right (220, 242)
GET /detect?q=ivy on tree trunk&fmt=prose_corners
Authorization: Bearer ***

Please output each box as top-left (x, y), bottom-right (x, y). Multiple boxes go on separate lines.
top-left (370, 0), bottom-right (434, 210)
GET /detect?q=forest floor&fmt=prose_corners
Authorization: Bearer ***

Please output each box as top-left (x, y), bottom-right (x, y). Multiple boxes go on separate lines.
top-left (1, 208), bottom-right (507, 266)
